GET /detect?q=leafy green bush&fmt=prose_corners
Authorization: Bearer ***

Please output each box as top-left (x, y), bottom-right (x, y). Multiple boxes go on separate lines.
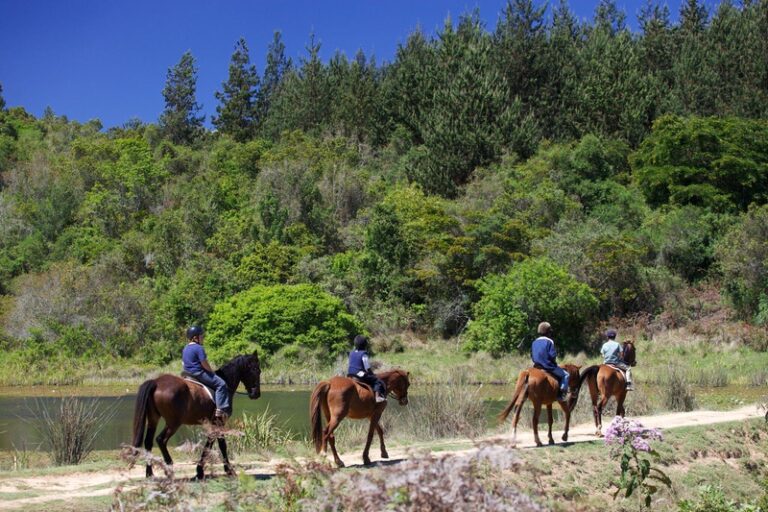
top-left (716, 204), bottom-right (768, 321)
top-left (206, 283), bottom-right (363, 362)
top-left (463, 257), bottom-right (598, 354)
top-left (633, 115), bottom-right (768, 212)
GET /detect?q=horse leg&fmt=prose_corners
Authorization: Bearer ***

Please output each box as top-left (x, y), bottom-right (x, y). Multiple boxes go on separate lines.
top-left (532, 402), bottom-right (543, 447)
top-left (143, 418), bottom-right (158, 478)
top-left (324, 415), bottom-right (345, 468)
top-left (362, 415), bottom-right (378, 466)
top-left (561, 400), bottom-right (571, 442)
top-left (375, 420), bottom-right (388, 459)
top-left (155, 422), bottom-right (180, 466)
top-left (217, 437), bottom-right (236, 477)
top-left (595, 395), bottom-right (609, 437)
top-left (195, 437), bottom-right (215, 480)
top-left (546, 405), bottom-right (555, 445)
top-left (617, 391), bottom-right (627, 418)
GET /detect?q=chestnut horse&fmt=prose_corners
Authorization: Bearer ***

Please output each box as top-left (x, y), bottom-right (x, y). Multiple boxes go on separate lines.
top-left (310, 369), bottom-right (410, 467)
top-left (580, 341), bottom-right (637, 436)
top-left (131, 352), bottom-right (261, 479)
top-left (498, 364), bottom-right (582, 447)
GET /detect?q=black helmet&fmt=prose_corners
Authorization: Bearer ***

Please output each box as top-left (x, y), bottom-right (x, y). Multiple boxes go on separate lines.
top-left (186, 325), bottom-right (204, 339)
top-left (353, 335), bottom-right (369, 350)
top-left (606, 328), bottom-right (617, 339)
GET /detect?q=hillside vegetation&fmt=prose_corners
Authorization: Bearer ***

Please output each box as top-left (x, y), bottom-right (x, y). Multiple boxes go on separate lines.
top-left (1, 0), bottom-right (768, 376)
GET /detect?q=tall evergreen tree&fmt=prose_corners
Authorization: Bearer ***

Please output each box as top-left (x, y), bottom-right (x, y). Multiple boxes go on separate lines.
top-left (329, 50), bottom-right (381, 143)
top-left (638, 1), bottom-right (674, 116)
top-left (159, 51), bottom-right (204, 144)
top-left (672, 0), bottom-right (717, 115)
top-left (257, 31), bottom-right (292, 127)
top-left (493, 0), bottom-right (547, 121)
top-left (213, 38), bottom-right (260, 142)
top-left (0, 83), bottom-right (5, 110)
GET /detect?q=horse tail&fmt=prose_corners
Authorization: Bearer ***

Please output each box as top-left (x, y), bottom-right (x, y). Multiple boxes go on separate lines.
top-left (568, 369), bottom-right (585, 413)
top-left (132, 379), bottom-right (157, 447)
top-left (579, 365), bottom-right (601, 406)
top-left (499, 371), bottom-right (529, 423)
top-left (310, 381), bottom-right (330, 453)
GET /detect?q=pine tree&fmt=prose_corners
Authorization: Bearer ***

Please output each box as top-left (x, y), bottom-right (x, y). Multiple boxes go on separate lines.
top-left (213, 38), bottom-right (260, 142)
top-left (159, 51), bottom-right (205, 144)
top-left (638, 1), bottom-right (674, 116)
top-left (493, 0), bottom-right (547, 119)
top-left (329, 49), bottom-right (381, 143)
top-left (672, 0), bottom-right (717, 115)
top-left (0, 82), bottom-right (5, 110)
top-left (257, 31), bottom-right (292, 128)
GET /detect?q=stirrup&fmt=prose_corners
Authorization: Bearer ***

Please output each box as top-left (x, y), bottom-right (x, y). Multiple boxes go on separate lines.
top-left (215, 409), bottom-right (229, 421)
top-left (375, 394), bottom-right (387, 403)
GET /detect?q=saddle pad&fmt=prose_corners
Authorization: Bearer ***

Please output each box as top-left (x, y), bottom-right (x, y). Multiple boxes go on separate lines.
top-left (183, 377), bottom-right (214, 402)
top-left (607, 365), bottom-right (626, 378)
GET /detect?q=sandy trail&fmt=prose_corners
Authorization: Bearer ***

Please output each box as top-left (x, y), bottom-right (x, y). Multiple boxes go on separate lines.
top-left (0, 404), bottom-right (762, 510)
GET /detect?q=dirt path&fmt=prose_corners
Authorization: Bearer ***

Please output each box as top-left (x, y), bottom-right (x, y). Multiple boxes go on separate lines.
top-left (0, 404), bottom-right (762, 511)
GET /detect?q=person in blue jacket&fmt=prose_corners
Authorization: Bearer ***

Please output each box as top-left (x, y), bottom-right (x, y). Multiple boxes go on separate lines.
top-left (531, 322), bottom-right (569, 401)
top-left (347, 335), bottom-right (387, 403)
top-left (182, 325), bottom-right (231, 420)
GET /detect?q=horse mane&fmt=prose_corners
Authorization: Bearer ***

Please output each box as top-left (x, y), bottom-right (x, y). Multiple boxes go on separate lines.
top-left (216, 354), bottom-right (258, 391)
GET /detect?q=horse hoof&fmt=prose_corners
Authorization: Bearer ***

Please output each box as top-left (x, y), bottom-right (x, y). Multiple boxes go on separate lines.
top-left (145, 467), bottom-right (154, 478)
top-left (548, 439), bottom-right (555, 445)
top-left (195, 466), bottom-right (205, 480)
top-left (562, 435), bottom-right (568, 442)
top-left (381, 451), bottom-right (389, 459)
top-left (363, 458), bottom-right (372, 466)
top-left (335, 460), bottom-right (345, 468)
top-left (536, 442), bottom-right (543, 447)
top-left (224, 465), bottom-right (236, 477)
top-left (595, 431), bottom-right (603, 438)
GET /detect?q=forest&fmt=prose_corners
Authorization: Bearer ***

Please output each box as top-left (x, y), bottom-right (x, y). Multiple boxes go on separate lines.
top-left (1, 0), bottom-right (767, 373)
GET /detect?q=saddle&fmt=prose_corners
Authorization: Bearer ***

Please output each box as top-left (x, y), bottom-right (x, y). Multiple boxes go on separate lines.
top-left (347, 375), bottom-right (374, 392)
top-left (532, 363), bottom-right (562, 382)
top-left (606, 364), bottom-right (627, 381)
top-left (180, 370), bottom-right (214, 402)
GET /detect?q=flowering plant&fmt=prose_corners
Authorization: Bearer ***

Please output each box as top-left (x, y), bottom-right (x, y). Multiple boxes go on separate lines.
top-left (604, 416), bottom-right (672, 508)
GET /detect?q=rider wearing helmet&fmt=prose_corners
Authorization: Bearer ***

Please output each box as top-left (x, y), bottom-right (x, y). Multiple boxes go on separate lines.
top-left (531, 322), bottom-right (569, 401)
top-left (347, 335), bottom-right (387, 403)
top-left (601, 328), bottom-right (633, 390)
top-left (182, 326), bottom-right (231, 420)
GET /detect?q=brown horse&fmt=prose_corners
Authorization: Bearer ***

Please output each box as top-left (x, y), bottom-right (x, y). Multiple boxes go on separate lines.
top-left (131, 352), bottom-right (261, 479)
top-left (498, 364), bottom-right (582, 447)
top-left (580, 341), bottom-right (637, 437)
top-left (310, 369), bottom-right (410, 467)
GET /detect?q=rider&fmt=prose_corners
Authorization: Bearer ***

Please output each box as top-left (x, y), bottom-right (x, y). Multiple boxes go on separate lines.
top-left (531, 322), bottom-right (569, 401)
top-left (347, 335), bottom-right (387, 403)
top-left (182, 326), bottom-right (231, 420)
top-left (601, 328), bottom-right (634, 390)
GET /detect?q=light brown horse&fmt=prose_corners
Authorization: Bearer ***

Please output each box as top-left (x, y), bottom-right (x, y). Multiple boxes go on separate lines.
top-left (498, 364), bottom-right (582, 447)
top-left (131, 352), bottom-right (261, 479)
top-left (310, 369), bottom-right (410, 467)
top-left (580, 341), bottom-right (637, 436)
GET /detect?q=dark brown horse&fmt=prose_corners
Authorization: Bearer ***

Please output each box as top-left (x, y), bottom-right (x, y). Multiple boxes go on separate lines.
top-left (498, 364), bottom-right (582, 447)
top-left (580, 341), bottom-right (637, 436)
top-left (310, 369), bottom-right (410, 467)
top-left (132, 352), bottom-right (261, 479)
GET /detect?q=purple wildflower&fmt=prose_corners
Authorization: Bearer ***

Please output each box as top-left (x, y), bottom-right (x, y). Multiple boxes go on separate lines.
top-left (604, 416), bottom-right (663, 454)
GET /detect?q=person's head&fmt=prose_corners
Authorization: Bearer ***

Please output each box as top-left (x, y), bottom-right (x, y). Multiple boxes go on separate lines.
top-left (606, 328), bottom-right (617, 340)
top-left (353, 335), bottom-right (369, 351)
top-left (186, 325), bottom-right (204, 343)
top-left (537, 322), bottom-right (552, 336)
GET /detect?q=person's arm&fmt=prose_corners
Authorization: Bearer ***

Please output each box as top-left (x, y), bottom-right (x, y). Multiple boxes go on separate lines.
top-left (201, 359), bottom-right (214, 373)
top-left (548, 340), bottom-right (558, 363)
top-left (197, 345), bottom-right (214, 373)
top-left (362, 353), bottom-right (372, 372)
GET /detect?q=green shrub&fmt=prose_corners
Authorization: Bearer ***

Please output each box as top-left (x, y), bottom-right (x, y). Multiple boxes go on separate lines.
top-left (463, 257), bottom-right (598, 354)
top-left (206, 283), bottom-right (363, 362)
top-left (717, 204), bottom-right (768, 321)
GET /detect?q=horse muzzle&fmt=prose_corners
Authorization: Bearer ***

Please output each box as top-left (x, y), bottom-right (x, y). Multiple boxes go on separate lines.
top-left (248, 388), bottom-right (261, 399)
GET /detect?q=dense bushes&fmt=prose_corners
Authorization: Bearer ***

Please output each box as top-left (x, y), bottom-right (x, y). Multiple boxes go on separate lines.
top-left (205, 283), bottom-right (363, 362)
top-left (463, 258), bottom-right (598, 354)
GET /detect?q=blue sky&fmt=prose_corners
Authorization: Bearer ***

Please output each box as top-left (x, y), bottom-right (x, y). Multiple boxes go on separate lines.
top-left (0, 0), bottom-right (715, 129)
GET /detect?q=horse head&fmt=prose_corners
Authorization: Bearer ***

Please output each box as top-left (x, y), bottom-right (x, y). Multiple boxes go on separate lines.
top-left (386, 369), bottom-right (410, 406)
top-left (622, 341), bottom-right (637, 367)
top-left (231, 351), bottom-right (261, 399)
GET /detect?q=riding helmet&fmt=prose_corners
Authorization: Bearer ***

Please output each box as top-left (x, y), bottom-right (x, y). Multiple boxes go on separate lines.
top-left (606, 328), bottom-right (617, 339)
top-left (186, 325), bottom-right (204, 339)
top-left (353, 335), bottom-right (369, 350)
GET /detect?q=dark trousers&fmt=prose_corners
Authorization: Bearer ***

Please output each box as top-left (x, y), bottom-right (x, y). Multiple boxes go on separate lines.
top-left (349, 373), bottom-right (387, 397)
